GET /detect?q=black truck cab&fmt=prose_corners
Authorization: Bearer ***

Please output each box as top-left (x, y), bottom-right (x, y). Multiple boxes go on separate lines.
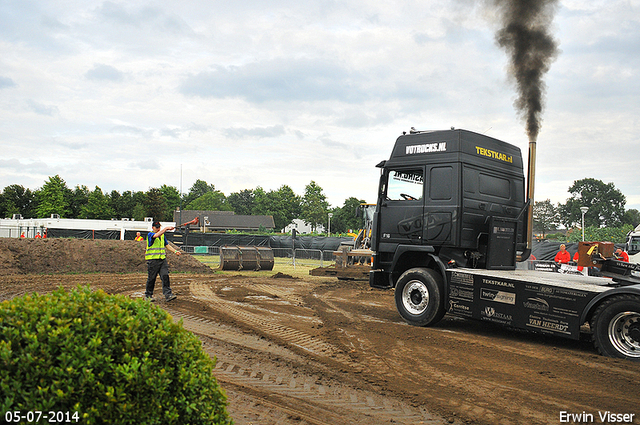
top-left (368, 128), bottom-right (640, 361)
top-left (370, 129), bottom-right (527, 289)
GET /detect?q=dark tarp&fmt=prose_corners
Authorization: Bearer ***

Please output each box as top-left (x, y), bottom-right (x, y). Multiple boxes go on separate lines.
top-left (47, 228), bottom-right (121, 240)
top-left (268, 235), bottom-right (354, 251)
top-left (166, 232), bottom-right (353, 251)
top-left (47, 228), bottom-right (146, 240)
top-left (166, 232), bottom-right (270, 247)
top-left (41, 228), bottom-right (353, 250)
top-left (530, 240), bottom-right (626, 261)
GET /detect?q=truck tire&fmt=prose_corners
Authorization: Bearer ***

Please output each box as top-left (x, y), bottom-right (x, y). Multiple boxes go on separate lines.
top-left (590, 295), bottom-right (640, 361)
top-left (395, 268), bottom-right (445, 327)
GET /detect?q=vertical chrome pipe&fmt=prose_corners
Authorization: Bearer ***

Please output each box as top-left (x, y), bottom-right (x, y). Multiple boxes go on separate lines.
top-left (526, 140), bottom-right (536, 250)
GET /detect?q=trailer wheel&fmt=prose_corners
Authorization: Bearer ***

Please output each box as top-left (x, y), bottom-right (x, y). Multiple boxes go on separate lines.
top-left (591, 295), bottom-right (640, 361)
top-left (395, 268), bottom-right (445, 327)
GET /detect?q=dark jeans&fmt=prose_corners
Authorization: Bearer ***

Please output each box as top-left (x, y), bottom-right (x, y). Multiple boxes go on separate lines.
top-left (146, 258), bottom-right (173, 299)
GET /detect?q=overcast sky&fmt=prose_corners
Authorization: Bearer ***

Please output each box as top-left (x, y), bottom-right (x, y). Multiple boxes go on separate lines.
top-left (1, 0), bottom-right (639, 214)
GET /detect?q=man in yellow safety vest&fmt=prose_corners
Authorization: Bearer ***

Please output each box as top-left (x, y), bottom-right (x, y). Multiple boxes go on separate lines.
top-left (145, 221), bottom-right (182, 302)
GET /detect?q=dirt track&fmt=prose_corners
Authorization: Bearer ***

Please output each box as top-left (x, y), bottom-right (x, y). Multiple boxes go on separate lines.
top-left (1, 239), bottom-right (639, 425)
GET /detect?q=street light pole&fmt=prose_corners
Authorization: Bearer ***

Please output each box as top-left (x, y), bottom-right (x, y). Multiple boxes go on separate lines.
top-left (328, 213), bottom-right (333, 237)
top-left (580, 207), bottom-right (589, 241)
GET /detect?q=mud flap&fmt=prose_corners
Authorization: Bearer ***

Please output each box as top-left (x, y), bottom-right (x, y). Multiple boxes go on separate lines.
top-left (369, 270), bottom-right (391, 289)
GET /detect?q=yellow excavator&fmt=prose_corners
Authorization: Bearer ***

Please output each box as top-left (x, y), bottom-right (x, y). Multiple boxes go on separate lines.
top-left (310, 203), bottom-right (375, 280)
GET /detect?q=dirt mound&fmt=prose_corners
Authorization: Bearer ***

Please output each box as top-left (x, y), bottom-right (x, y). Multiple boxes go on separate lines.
top-left (271, 272), bottom-right (298, 279)
top-left (0, 238), bottom-right (215, 275)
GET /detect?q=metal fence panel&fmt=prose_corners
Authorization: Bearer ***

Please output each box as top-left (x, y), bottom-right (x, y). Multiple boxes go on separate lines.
top-left (181, 245), bottom-right (339, 269)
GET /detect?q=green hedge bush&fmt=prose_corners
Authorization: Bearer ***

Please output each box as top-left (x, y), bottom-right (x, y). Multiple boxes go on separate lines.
top-left (0, 286), bottom-right (232, 425)
top-left (567, 224), bottom-right (634, 243)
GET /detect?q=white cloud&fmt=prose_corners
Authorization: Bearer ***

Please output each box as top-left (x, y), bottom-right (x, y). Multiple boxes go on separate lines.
top-left (26, 99), bottom-right (59, 116)
top-left (85, 64), bottom-right (124, 81)
top-left (0, 76), bottom-right (17, 89)
top-left (0, 0), bottom-right (638, 215)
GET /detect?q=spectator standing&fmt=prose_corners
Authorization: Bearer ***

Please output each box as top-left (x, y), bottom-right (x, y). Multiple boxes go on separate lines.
top-left (554, 244), bottom-right (571, 264)
top-left (573, 251), bottom-right (586, 274)
top-left (615, 248), bottom-right (629, 262)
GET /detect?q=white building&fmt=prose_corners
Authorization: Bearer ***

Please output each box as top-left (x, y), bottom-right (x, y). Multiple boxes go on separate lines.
top-left (0, 215), bottom-right (174, 239)
top-left (282, 219), bottom-right (325, 234)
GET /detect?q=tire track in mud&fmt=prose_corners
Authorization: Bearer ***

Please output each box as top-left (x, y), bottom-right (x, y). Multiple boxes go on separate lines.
top-left (190, 281), bottom-right (352, 363)
top-left (187, 280), bottom-right (537, 424)
top-left (311, 293), bottom-right (596, 425)
top-left (166, 308), bottom-right (453, 425)
top-left (309, 294), bottom-right (522, 423)
top-left (309, 294), bottom-right (396, 376)
top-left (250, 283), bottom-right (302, 302)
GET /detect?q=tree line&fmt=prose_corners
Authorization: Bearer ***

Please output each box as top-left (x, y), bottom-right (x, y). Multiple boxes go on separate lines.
top-left (3, 175), bottom-right (637, 237)
top-left (532, 178), bottom-right (640, 241)
top-left (0, 175), bottom-right (367, 234)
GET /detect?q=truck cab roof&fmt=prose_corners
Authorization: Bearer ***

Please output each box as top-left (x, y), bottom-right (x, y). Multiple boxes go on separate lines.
top-left (380, 128), bottom-right (523, 173)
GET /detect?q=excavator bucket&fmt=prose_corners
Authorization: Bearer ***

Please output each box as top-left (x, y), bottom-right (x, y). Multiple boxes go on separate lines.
top-left (219, 246), bottom-right (274, 271)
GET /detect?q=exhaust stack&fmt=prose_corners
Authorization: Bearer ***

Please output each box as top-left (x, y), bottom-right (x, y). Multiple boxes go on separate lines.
top-left (526, 140), bottom-right (536, 250)
top-left (491, 0), bottom-right (559, 252)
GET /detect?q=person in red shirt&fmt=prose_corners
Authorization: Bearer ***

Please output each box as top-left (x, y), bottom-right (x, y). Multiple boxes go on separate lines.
top-left (554, 244), bottom-right (571, 264)
top-left (573, 251), bottom-right (584, 272)
top-left (615, 248), bottom-right (629, 262)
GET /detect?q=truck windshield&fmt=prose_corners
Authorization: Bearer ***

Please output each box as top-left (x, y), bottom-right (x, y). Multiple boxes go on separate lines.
top-left (628, 236), bottom-right (640, 255)
top-left (386, 168), bottom-right (423, 201)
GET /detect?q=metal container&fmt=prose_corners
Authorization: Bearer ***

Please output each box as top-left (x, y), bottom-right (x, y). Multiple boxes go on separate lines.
top-left (219, 246), bottom-right (274, 271)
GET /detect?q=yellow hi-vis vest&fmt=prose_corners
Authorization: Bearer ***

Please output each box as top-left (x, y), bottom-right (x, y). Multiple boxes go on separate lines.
top-left (145, 233), bottom-right (166, 260)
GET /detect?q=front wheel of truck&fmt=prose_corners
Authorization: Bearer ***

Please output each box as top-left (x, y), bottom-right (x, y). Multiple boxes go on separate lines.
top-left (591, 295), bottom-right (640, 361)
top-left (395, 268), bottom-right (445, 326)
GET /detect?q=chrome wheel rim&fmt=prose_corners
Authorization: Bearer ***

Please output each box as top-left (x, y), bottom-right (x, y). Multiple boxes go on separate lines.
top-left (608, 311), bottom-right (640, 358)
top-left (402, 280), bottom-right (429, 315)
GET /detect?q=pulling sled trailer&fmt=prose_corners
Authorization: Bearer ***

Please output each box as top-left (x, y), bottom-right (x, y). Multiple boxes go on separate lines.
top-left (368, 128), bottom-right (640, 360)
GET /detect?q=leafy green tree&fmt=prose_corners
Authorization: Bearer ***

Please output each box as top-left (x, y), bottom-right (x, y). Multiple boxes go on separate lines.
top-left (132, 203), bottom-right (147, 221)
top-left (253, 185), bottom-right (301, 231)
top-left (145, 188), bottom-right (167, 221)
top-left (567, 225), bottom-right (633, 243)
top-left (66, 185), bottom-right (90, 219)
top-left (331, 197), bottom-right (367, 234)
top-left (301, 181), bottom-right (329, 232)
top-left (186, 192), bottom-right (232, 212)
top-left (109, 190), bottom-right (123, 219)
top-left (160, 185), bottom-right (181, 221)
top-left (252, 187), bottom-right (268, 213)
top-left (227, 189), bottom-right (256, 216)
top-left (132, 191), bottom-right (146, 214)
top-left (35, 175), bottom-right (71, 218)
top-left (0, 191), bottom-right (6, 219)
top-left (80, 186), bottom-right (115, 219)
top-left (0, 185), bottom-right (35, 218)
top-left (533, 199), bottom-right (559, 238)
top-left (623, 209), bottom-right (640, 227)
top-left (557, 178), bottom-right (626, 228)
top-left (113, 190), bottom-right (148, 221)
top-left (183, 180), bottom-right (216, 207)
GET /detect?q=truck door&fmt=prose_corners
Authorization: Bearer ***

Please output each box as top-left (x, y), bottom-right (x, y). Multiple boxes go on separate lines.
top-left (377, 167), bottom-right (425, 245)
top-left (423, 165), bottom-right (457, 245)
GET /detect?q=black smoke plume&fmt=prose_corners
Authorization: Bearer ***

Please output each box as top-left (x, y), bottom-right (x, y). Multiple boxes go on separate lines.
top-left (492, 0), bottom-right (560, 142)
